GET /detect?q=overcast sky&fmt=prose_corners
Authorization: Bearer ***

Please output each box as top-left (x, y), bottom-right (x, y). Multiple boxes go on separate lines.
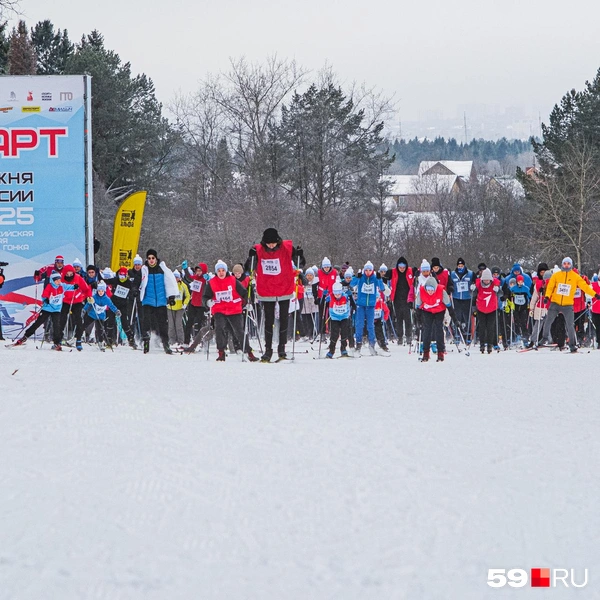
top-left (9, 0), bottom-right (600, 123)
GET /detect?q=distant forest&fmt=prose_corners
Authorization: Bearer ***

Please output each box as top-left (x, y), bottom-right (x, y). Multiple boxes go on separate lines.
top-left (387, 137), bottom-right (534, 174)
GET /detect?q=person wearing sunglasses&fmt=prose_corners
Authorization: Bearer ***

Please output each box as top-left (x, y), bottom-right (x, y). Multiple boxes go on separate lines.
top-left (139, 248), bottom-right (179, 354)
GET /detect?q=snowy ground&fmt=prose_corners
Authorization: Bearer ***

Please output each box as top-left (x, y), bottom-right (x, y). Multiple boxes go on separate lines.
top-left (1, 338), bottom-right (598, 600)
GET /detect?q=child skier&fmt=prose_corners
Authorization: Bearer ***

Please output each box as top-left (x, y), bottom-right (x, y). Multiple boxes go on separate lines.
top-left (473, 268), bottom-right (501, 353)
top-left (13, 271), bottom-right (65, 350)
top-left (326, 282), bottom-right (351, 358)
top-left (415, 276), bottom-right (453, 362)
top-left (203, 260), bottom-right (259, 362)
top-left (374, 290), bottom-right (391, 352)
top-left (82, 281), bottom-right (121, 348)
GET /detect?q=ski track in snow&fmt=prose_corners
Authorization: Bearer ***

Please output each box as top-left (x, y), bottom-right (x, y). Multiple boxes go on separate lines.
top-left (0, 341), bottom-right (598, 600)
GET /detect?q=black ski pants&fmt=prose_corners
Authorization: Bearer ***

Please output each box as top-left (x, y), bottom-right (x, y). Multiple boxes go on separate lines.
top-left (329, 318), bottom-right (349, 353)
top-left (184, 304), bottom-right (206, 344)
top-left (477, 311), bottom-right (497, 348)
top-left (393, 301), bottom-right (412, 341)
top-left (59, 302), bottom-right (84, 341)
top-left (141, 304), bottom-right (170, 346)
top-left (25, 310), bottom-right (61, 344)
top-left (263, 299), bottom-right (290, 352)
top-left (422, 311), bottom-right (445, 353)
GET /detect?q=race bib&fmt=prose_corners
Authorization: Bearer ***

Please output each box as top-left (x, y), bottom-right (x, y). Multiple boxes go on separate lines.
top-left (332, 304), bottom-right (348, 316)
top-left (514, 295), bottom-right (526, 305)
top-left (304, 287), bottom-right (313, 298)
top-left (374, 309), bottom-right (382, 319)
top-left (175, 293), bottom-right (182, 301)
top-left (190, 281), bottom-right (202, 293)
top-left (49, 293), bottom-right (63, 305)
top-left (557, 283), bottom-right (571, 296)
top-left (215, 289), bottom-right (233, 303)
top-left (361, 282), bottom-right (375, 295)
top-left (574, 288), bottom-right (582, 298)
top-left (114, 285), bottom-right (129, 299)
top-left (95, 304), bottom-right (107, 314)
top-left (457, 281), bottom-right (469, 293)
top-left (261, 258), bottom-right (281, 275)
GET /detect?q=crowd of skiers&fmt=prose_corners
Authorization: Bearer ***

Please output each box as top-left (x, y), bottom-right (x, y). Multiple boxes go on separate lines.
top-left (5, 227), bottom-right (600, 361)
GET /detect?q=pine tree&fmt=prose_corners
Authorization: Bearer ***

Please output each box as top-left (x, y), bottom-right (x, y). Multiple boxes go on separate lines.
top-left (30, 20), bottom-right (74, 74)
top-left (0, 21), bottom-right (9, 74)
top-left (64, 30), bottom-right (174, 193)
top-left (7, 20), bottom-right (36, 75)
top-left (277, 83), bottom-right (393, 220)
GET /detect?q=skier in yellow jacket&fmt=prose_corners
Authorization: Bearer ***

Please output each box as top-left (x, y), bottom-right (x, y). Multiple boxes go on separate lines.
top-left (541, 257), bottom-right (600, 352)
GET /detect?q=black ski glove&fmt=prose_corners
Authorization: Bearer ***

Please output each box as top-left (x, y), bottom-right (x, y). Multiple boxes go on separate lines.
top-left (73, 283), bottom-right (79, 290)
top-left (248, 247), bottom-right (258, 259)
top-left (168, 296), bottom-right (176, 306)
top-left (295, 245), bottom-right (304, 258)
top-left (408, 302), bottom-right (413, 309)
top-left (595, 294), bottom-right (600, 301)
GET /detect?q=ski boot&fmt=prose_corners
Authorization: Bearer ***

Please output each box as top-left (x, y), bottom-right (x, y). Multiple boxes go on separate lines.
top-left (340, 350), bottom-right (349, 357)
top-left (276, 351), bottom-right (288, 362)
top-left (13, 336), bottom-right (28, 346)
top-left (216, 349), bottom-right (226, 361)
top-left (354, 342), bottom-right (362, 356)
top-left (143, 339), bottom-right (150, 354)
top-left (480, 344), bottom-right (485, 354)
top-left (570, 346), bottom-right (578, 353)
top-left (51, 343), bottom-right (62, 351)
top-left (421, 350), bottom-right (430, 362)
top-left (493, 345), bottom-right (500, 352)
top-left (379, 342), bottom-right (389, 352)
top-left (368, 344), bottom-right (377, 356)
top-left (325, 351), bottom-right (334, 359)
top-left (129, 338), bottom-right (138, 350)
top-left (487, 345), bottom-right (493, 354)
top-left (246, 350), bottom-right (259, 362)
top-left (76, 339), bottom-right (83, 352)
top-left (163, 342), bottom-right (173, 355)
top-left (261, 348), bottom-right (273, 363)
top-left (436, 352), bottom-right (444, 362)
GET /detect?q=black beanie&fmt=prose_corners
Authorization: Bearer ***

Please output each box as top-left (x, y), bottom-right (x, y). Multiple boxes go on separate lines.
top-left (146, 248), bottom-right (158, 258)
top-left (457, 257), bottom-right (465, 266)
top-left (477, 262), bottom-right (487, 271)
top-left (431, 257), bottom-right (441, 268)
top-left (537, 262), bottom-right (549, 274)
top-left (261, 228), bottom-right (281, 244)
top-left (86, 264), bottom-right (96, 272)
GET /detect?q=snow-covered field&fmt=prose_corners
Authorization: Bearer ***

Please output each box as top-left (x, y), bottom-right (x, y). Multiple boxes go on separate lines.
top-left (1, 340), bottom-right (598, 600)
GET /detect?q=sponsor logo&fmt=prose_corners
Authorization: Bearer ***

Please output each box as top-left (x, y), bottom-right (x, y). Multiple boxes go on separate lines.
top-left (120, 210), bottom-right (136, 228)
top-left (49, 106), bottom-right (73, 113)
top-left (487, 568), bottom-right (588, 589)
top-left (59, 92), bottom-right (73, 101)
top-left (21, 106), bottom-right (41, 113)
top-left (41, 92), bottom-right (52, 101)
top-left (0, 107), bottom-right (13, 114)
top-left (26, 91), bottom-right (33, 102)
top-left (119, 250), bottom-right (133, 264)
top-left (8, 92), bottom-right (17, 102)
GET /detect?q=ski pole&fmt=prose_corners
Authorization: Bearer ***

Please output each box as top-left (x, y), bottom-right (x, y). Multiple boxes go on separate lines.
top-left (242, 258), bottom-right (255, 362)
top-left (291, 258), bottom-right (301, 361)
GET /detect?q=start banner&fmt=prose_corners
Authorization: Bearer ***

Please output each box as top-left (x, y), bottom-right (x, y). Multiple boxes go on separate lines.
top-left (0, 75), bottom-right (93, 336)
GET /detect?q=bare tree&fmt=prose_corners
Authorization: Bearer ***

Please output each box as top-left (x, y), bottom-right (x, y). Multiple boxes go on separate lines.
top-left (525, 137), bottom-right (600, 271)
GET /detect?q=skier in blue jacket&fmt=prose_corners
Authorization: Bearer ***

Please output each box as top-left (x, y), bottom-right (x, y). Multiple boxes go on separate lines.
top-left (350, 261), bottom-right (384, 355)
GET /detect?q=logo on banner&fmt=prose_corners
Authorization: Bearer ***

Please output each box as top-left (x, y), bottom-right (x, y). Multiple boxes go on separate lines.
top-left (27, 91), bottom-right (33, 101)
top-left (49, 106), bottom-right (73, 113)
top-left (21, 106), bottom-right (41, 113)
top-left (119, 249), bottom-right (133, 265)
top-left (120, 210), bottom-right (136, 228)
top-left (41, 92), bottom-right (52, 101)
top-left (0, 107), bottom-right (13, 113)
top-left (60, 92), bottom-right (73, 101)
